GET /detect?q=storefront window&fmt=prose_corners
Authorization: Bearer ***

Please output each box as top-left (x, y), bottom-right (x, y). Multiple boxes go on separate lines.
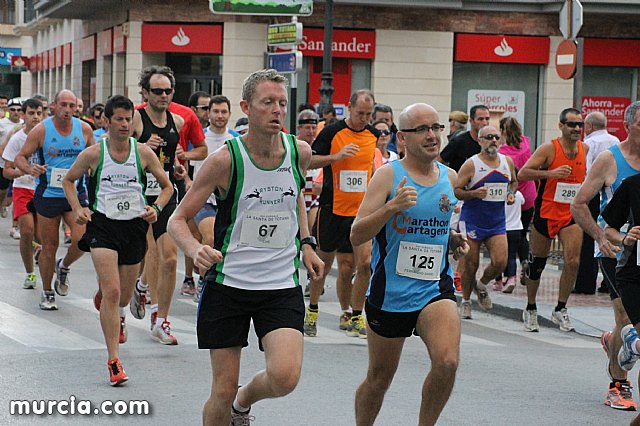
top-left (451, 62), bottom-right (541, 146)
top-left (583, 66), bottom-right (636, 98)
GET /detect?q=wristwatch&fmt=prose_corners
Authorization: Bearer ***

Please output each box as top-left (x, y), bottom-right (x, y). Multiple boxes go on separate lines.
top-left (300, 236), bottom-right (317, 251)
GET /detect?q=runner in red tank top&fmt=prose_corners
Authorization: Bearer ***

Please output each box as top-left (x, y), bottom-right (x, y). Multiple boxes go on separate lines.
top-left (518, 108), bottom-right (589, 333)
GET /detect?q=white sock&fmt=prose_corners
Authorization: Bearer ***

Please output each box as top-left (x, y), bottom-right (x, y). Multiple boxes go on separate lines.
top-left (150, 304), bottom-right (158, 314)
top-left (462, 298), bottom-right (471, 303)
top-left (118, 307), bottom-right (126, 317)
top-left (59, 259), bottom-right (68, 269)
top-left (632, 338), bottom-right (640, 355)
top-left (137, 279), bottom-right (149, 291)
top-left (156, 316), bottom-right (166, 327)
top-left (232, 393), bottom-right (250, 413)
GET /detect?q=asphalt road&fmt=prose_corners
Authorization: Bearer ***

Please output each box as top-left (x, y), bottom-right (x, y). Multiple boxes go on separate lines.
top-left (0, 218), bottom-right (635, 425)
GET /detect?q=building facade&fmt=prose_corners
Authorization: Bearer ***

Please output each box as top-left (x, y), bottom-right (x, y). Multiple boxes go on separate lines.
top-left (10, 0), bottom-right (640, 145)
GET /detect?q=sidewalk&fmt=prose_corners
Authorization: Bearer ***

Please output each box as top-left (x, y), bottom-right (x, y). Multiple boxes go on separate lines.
top-left (459, 258), bottom-right (614, 338)
top-left (324, 256), bottom-right (615, 338)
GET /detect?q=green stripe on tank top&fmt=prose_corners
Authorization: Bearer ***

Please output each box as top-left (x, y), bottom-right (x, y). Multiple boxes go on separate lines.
top-left (285, 133), bottom-right (303, 286)
top-left (133, 138), bottom-right (148, 205)
top-left (92, 139), bottom-right (105, 211)
top-left (214, 137), bottom-right (245, 284)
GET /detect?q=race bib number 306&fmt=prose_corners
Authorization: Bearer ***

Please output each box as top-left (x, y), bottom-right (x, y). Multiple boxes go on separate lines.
top-left (239, 211), bottom-right (292, 248)
top-left (554, 182), bottom-right (581, 203)
top-left (396, 241), bottom-right (443, 281)
top-left (339, 170), bottom-right (367, 193)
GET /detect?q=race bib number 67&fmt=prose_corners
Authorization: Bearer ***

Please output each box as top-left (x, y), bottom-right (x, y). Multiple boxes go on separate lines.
top-left (239, 211), bottom-right (292, 248)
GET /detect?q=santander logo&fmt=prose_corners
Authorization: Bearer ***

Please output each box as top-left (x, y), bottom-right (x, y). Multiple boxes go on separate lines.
top-left (171, 27), bottom-right (190, 47)
top-left (494, 38), bottom-right (513, 57)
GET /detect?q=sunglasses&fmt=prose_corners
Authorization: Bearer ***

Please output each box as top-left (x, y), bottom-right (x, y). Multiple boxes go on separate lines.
top-left (379, 129), bottom-right (390, 136)
top-left (148, 88), bottom-right (173, 96)
top-left (563, 121), bottom-right (584, 128)
top-left (400, 124), bottom-right (445, 134)
top-left (481, 134), bottom-right (501, 140)
top-left (9, 108), bottom-right (21, 112)
top-left (195, 105), bottom-right (210, 111)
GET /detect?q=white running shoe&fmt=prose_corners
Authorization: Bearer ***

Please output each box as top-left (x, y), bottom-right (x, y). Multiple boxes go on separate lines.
top-left (523, 309), bottom-right (539, 332)
top-left (551, 308), bottom-right (574, 332)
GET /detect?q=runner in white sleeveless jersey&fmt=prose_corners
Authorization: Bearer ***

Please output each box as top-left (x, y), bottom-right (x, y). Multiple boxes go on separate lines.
top-left (168, 69), bottom-right (323, 426)
top-left (62, 95), bottom-right (172, 386)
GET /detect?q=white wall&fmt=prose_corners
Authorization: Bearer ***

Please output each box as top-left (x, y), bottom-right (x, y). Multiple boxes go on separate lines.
top-left (372, 30), bottom-right (454, 125)
top-left (221, 22), bottom-right (267, 111)
top-left (541, 36), bottom-right (575, 144)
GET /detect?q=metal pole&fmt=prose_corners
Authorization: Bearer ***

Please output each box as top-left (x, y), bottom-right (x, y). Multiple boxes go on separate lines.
top-left (318, 0), bottom-right (334, 116)
top-left (290, 16), bottom-right (298, 132)
top-left (573, 37), bottom-right (583, 110)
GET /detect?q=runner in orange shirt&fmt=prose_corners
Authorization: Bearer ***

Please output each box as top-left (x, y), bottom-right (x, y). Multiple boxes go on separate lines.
top-left (518, 107), bottom-right (588, 332)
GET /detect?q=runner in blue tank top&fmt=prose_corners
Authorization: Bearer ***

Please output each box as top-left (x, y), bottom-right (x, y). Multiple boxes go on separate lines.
top-left (350, 103), bottom-right (469, 426)
top-left (454, 125), bottom-right (517, 320)
top-left (572, 101), bottom-right (640, 411)
top-left (14, 89), bottom-right (95, 311)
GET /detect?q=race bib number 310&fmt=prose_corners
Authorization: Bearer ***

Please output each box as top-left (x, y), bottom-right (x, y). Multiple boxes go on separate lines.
top-left (239, 211), bottom-right (292, 248)
top-left (396, 241), bottom-right (443, 281)
top-left (484, 183), bottom-right (508, 202)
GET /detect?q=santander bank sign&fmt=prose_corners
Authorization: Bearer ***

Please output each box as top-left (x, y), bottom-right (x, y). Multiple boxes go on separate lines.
top-left (297, 28), bottom-right (376, 59)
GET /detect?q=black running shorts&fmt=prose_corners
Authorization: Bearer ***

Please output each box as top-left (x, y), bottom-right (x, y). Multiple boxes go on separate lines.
top-left (315, 206), bottom-right (354, 253)
top-left (365, 293), bottom-right (456, 338)
top-left (197, 283), bottom-right (304, 351)
top-left (78, 211), bottom-right (149, 265)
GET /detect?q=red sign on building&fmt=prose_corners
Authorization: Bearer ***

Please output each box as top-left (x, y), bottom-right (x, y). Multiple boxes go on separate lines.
top-left (99, 29), bottom-right (113, 56)
top-left (48, 49), bottom-right (55, 69)
top-left (297, 28), bottom-right (375, 59)
top-left (80, 35), bottom-right (96, 62)
top-left (584, 38), bottom-right (640, 67)
top-left (63, 43), bottom-right (72, 66)
top-left (141, 24), bottom-right (223, 54)
top-left (55, 46), bottom-right (62, 68)
top-left (11, 56), bottom-right (30, 68)
top-left (582, 96), bottom-right (631, 141)
top-left (113, 25), bottom-right (126, 53)
top-left (455, 34), bottom-right (550, 64)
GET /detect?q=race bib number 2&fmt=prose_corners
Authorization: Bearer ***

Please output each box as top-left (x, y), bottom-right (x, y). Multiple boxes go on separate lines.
top-left (239, 211), bottom-right (292, 248)
top-left (145, 171), bottom-right (169, 196)
top-left (554, 182), bottom-right (581, 203)
top-left (49, 168), bottom-right (69, 188)
top-left (396, 241), bottom-right (443, 281)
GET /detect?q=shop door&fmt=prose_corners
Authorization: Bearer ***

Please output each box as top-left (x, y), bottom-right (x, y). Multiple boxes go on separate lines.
top-left (307, 57), bottom-right (351, 105)
top-left (173, 77), bottom-right (221, 105)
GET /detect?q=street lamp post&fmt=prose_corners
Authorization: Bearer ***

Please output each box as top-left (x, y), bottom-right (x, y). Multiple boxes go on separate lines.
top-left (318, 0), bottom-right (334, 116)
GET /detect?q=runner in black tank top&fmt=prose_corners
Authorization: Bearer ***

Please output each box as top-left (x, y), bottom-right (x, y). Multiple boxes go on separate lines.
top-left (137, 108), bottom-right (180, 187)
